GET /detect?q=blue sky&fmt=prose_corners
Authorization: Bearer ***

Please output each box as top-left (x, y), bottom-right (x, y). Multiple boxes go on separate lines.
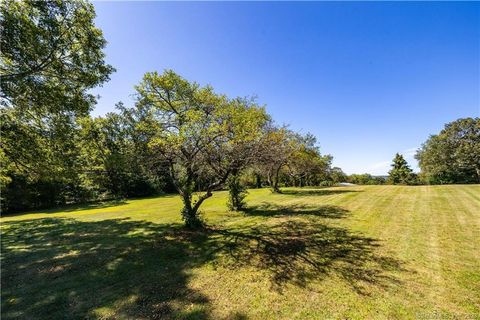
top-left (92, 1), bottom-right (480, 175)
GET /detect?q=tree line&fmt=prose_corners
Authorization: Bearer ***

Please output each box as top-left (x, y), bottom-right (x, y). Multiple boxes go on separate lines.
top-left (385, 117), bottom-right (480, 186)
top-left (352, 119), bottom-right (480, 187)
top-left (0, 1), bottom-right (336, 222)
top-left (1, 1), bottom-right (479, 225)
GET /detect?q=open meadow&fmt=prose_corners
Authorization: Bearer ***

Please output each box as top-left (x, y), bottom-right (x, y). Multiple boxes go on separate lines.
top-left (1, 185), bottom-right (479, 319)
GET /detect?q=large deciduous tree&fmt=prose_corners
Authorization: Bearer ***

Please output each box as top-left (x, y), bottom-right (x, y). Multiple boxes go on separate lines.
top-left (1, 0), bottom-right (114, 114)
top-left (329, 167), bottom-right (348, 183)
top-left (0, 0), bottom-right (114, 211)
top-left (77, 105), bottom-right (163, 199)
top-left (415, 118), bottom-right (480, 184)
top-left (135, 70), bottom-right (269, 228)
top-left (258, 127), bottom-right (298, 193)
top-left (286, 133), bottom-right (332, 187)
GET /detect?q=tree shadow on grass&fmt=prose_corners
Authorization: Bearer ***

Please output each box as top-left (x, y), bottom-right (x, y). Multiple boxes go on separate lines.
top-left (1, 218), bottom-right (213, 320)
top-left (2, 193), bottom-right (179, 217)
top-left (208, 221), bottom-right (403, 293)
top-left (1, 215), bottom-right (404, 319)
top-left (244, 203), bottom-right (350, 219)
top-left (280, 188), bottom-right (362, 197)
top-left (1, 199), bottom-right (129, 217)
top-left (52, 199), bottom-right (129, 213)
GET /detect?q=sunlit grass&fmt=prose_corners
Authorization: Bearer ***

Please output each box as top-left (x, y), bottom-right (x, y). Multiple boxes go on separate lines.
top-left (2, 185), bottom-right (479, 319)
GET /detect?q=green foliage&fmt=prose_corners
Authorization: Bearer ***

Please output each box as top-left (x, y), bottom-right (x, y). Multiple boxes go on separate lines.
top-left (259, 127), bottom-right (296, 193)
top-left (286, 133), bottom-right (333, 187)
top-left (416, 118), bottom-right (480, 184)
top-left (256, 128), bottom-right (333, 193)
top-left (0, 0), bottom-right (114, 212)
top-left (134, 70), bottom-right (269, 226)
top-left (388, 153), bottom-right (415, 185)
top-left (329, 167), bottom-right (348, 183)
top-left (77, 106), bottom-right (164, 199)
top-left (227, 174), bottom-right (248, 211)
top-left (348, 174), bottom-right (386, 185)
top-left (319, 180), bottom-right (334, 187)
top-left (1, 0), bottom-right (114, 115)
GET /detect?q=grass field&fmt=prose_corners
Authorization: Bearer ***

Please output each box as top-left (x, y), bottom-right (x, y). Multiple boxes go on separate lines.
top-left (1, 185), bottom-right (480, 319)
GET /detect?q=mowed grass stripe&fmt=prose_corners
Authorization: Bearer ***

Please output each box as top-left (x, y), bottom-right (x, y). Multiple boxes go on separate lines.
top-left (455, 185), bottom-right (480, 232)
top-left (418, 186), bottom-right (476, 316)
top-left (457, 184), bottom-right (480, 203)
top-left (441, 186), bottom-right (480, 314)
top-left (344, 185), bottom-right (397, 232)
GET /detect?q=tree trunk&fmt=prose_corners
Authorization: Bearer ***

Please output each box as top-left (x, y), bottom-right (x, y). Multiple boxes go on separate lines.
top-left (272, 166), bottom-right (281, 193)
top-left (180, 191), bottom-right (202, 229)
top-left (267, 170), bottom-right (273, 187)
top-left (255, 173), bottom-right (262, 188)
top-left (181, 189), bottom-right (214, 229)
top-left (173, 161), bottom-right (230, 228)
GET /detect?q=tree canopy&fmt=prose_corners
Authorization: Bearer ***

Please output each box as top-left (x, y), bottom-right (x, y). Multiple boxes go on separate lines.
top-left (0, 0), bottom-right (114, 211)
top-left (416, 118), bottom-right (480, 184)
top-left (134, 70), bottom-right (270, 227)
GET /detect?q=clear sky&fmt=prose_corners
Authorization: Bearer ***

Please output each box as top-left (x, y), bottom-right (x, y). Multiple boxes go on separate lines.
top-left (91, 1), bottom-right (480, 175)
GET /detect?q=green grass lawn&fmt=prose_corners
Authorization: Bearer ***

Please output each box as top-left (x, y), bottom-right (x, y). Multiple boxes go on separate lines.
top-left (1, 185), bottom-right (479, 319)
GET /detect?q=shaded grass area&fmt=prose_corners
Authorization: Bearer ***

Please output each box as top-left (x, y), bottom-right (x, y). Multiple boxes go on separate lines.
top-left (243, 203), bottom-right (350, 218)
top-left (1, 214), bottom-right (402, 319)
top-left (2, 218), bottom-right (211, 319)
top-left (279, 189), bottom-right (361, 197)
top-left (1, 199), bottom-right (129, 217)
top-left (1, 185), bottom-right (480, 319)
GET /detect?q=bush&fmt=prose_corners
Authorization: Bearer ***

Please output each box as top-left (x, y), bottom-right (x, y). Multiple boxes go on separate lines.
top-left (227, 175), bottom-right (248, 211)
top-left (319, 180), bottom-right (334, 187)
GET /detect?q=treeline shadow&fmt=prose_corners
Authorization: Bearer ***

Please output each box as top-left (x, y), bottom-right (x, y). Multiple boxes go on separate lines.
top-left (2, 193), bottom-right (181, 217)
top-left (52, 199), bottom-right (129, 213)
top-left (243, 203), bottom-right (350, 219)
top-left (1, 199), bottom-right (129, 217)
top-left (1, 215), bottom-right (404, 319)
top-left (1, 218), bottom-right (212, 319)
top-left (280, 188), bottom-right (362, 197)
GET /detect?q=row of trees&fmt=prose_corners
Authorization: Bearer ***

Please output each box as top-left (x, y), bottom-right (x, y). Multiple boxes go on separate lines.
top-left (384, 117), bottom-right (480, 186)
top-left (380, 118), bottom-right (480, 186)
top-left (1, 67), bottom-right (338, 224)
top-left (0, 0), bottom-right (337, 226)
top-left (134, 71), bottom-right (342, 226)
top-left (1, 0), bottom-right (117, 211)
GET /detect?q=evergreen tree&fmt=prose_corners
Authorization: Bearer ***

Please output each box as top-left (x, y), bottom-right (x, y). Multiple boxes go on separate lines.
top-left (388, 153), bottom-right (414, 185)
